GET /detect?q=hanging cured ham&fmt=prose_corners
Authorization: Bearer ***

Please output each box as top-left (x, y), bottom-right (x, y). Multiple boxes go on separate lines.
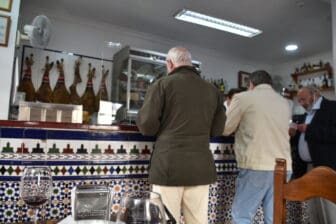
top-left (81, 63), bottom-right (96, 115)
top-left (69, 57), bottom-right (82, 105)
top-left (36, 56), bottom-right (54, 103)
top-left (18, 54), bottom-right (36, 101)
top-left (52, 58), bottom-right (70, 104)
top-left (95, 65), bottom-right (109, 112)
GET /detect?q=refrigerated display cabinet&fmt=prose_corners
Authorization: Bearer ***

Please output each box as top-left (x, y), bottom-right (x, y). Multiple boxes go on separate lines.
top-left (111, 46), bottom-right (201, 123)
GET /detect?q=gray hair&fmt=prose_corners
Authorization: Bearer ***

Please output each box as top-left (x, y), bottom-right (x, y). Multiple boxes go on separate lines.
top-left (166, 47), bottom-right (192, 66)
top-left (300, 85), bottom-right (321, 96)
top-left (249, 70), bottom-right (273, 86)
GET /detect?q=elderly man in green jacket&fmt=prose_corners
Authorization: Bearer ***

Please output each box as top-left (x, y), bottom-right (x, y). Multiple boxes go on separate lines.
top-left (136, 46), bottom-right (226, 223)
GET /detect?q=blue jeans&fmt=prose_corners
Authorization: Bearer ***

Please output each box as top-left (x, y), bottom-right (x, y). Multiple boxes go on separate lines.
top-left (232, 169), bottom-right (291, 224)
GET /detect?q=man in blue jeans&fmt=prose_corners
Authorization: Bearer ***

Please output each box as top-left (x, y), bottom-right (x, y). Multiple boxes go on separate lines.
top-left (223, 70), bottom-right (292, 223)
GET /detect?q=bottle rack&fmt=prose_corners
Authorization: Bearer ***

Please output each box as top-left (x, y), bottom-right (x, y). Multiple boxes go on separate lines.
top-left (291, 64), bottom-right (334, 91)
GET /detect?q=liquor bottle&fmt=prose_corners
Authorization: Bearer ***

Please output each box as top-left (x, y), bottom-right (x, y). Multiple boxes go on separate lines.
top-left (317, 75), bottom-right (324, 88)
top-left (220, 79), bottom-right (225, 92)
top-left (322, 74), bottom-right (329, 88)
top-left (319, 60), bottom-right (323, 68)
top-left (313, 76), bottom-right (320, 87)
top-left (327, 76), bottom-right (334, 88)
top-left (215, 79), bottom-right (220, 88)
top-left (298, 79), bottom-right (303, 88)
top-left (224, 80), bottom-right (229, 92)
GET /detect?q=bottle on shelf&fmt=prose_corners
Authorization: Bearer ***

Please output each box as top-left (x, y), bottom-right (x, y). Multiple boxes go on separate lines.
top-left (298, 79), bottom-right (303, 88)
top-left (308, 78), bottom-right (313, 85)
top-left (328, 76), bottom-right (334, 88)
top-left (220, 79), bottom-right (225, 92)
top-left (319, 60), bottom-right (323, 68)
top-left (313, 76), bottom-right (320, 87)
top-left (224, 80), bottom-right (229, 92)
top-left (322, 74), bottom-right (329, 89)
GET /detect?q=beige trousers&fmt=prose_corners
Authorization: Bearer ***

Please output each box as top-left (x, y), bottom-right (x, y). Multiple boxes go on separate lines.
top-left (152, 184), bottom-right (210, 224)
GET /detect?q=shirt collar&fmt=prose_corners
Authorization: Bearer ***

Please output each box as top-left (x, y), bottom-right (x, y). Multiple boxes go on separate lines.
top-left (167, 65), bottom-right (199, 76)
top-left (312, 96), bottom-right (322, 110)
top-left (253, 84), bottom-right (272, 90)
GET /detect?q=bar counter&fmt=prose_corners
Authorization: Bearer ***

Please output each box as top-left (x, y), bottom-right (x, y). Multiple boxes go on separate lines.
top-left (0, 120), bottom-right (306, 223)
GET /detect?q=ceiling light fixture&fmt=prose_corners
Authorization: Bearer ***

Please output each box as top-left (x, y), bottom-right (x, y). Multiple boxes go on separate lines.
top-left (174, 9), bottom-right (262, 38)
top-left (285, 44), bottom-right (298, 51)
top-left (106, 41), bottom-right (121, 48)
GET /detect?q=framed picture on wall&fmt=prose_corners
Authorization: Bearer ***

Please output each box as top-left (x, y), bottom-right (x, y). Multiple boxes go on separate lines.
top-left (0, 0), bottom-right (12, 12)
top-left (238, 71), bottom-right (251, 88)
top-left (0, 15), bottom-right (10, 47)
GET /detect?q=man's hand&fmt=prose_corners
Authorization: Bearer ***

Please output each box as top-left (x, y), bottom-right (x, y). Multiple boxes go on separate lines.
top-left (289, 127), bottom-right (297, 137)
top-left (297, 124), bottom-right (307, 133)
top-left (289, 122), bottom-right (297, 137)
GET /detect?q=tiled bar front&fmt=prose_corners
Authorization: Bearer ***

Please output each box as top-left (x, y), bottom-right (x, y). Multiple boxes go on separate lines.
top-left (0, 122), bottom-right (305, 223)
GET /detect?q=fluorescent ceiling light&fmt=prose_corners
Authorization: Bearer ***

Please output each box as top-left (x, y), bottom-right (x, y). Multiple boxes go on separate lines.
top-left (106, 41), bottom-right (121, 48)
top-left (174, 9), bottom-right (262, 38)
top-left (285, 44), bottom-right (298, 51)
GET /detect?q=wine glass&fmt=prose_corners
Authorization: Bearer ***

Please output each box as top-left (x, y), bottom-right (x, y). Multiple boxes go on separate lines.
top-left (116, 191), bottom-right (175, 224)
top-left (20, 166), bottom-right (53, 224)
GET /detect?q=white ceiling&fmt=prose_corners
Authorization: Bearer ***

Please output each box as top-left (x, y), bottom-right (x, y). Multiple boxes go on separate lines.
top-left (22, 0), bottom-right (332, 65)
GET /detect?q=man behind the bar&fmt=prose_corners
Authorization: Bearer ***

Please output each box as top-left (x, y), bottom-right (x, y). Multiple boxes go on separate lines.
top-left (136, 46), bottom-right (226, 223)
top-left (224, 87), bottom-right (245, 111)
top-left (290, 85), bottom-right (336, 223)
top-left (223, 70), bottom-right (292, 224)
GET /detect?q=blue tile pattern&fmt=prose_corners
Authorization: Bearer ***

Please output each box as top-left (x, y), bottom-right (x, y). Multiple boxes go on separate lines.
top-left (0, 126), bottom-right (306, 223)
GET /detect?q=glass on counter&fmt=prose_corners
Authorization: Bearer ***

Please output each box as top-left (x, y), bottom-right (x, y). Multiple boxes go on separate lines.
top-left (20, 167), bottom-right (53, 224)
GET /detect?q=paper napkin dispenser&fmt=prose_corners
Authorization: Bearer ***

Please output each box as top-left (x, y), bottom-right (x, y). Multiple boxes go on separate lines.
top-left (72, 185), bottom-right (110, 221)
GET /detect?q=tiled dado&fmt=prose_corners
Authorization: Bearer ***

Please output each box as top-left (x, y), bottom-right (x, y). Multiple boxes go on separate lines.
top-left (0, 125), bottom-right (307, 224)
top-left (0, 126), bottom-right (237, 179)
top-left (0, 127), bottom-right (235, 155)
top-left (1, 176), bottom-right (244, 224)
top-left (0, 177), bottom-right (308, 224)
top-left (0, 125), bottom-right (240, 223)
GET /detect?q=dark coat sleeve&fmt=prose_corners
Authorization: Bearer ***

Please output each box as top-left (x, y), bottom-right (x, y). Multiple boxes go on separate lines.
top-left (305, 99), bottom-right (336, 143)
top-left (136, 81), bottom-right (163, 136)
top-left (210, 92), bottom-right (226, 137)
top-left (305, 99), bottom-right (336, 170)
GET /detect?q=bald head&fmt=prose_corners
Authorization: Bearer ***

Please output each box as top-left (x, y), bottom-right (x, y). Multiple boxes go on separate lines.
top-left (166, 47), bottom-right (192, 73)
top-left (297, 86), bottom-right (321, 111)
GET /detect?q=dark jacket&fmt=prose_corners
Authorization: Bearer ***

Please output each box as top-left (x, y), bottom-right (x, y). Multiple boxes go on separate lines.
top-left (306, 98), bottom-right (336, 170)
top-left (136, 66), bottom-right (226, 186)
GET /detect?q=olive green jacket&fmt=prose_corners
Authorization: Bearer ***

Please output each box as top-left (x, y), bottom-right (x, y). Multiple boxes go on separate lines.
top-left (136, 66), bottom-right (226, 186)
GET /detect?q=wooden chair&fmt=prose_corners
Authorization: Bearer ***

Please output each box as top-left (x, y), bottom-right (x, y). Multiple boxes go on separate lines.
top-left (274, 158), bottom-right (336, 224)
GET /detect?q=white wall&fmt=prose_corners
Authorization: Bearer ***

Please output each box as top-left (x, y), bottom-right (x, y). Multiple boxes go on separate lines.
top-left (2, 2), bottom-right (334, 118)
top-left (0, 0), bottom-right (20, 119)
top-left (272, 51), bottom-right (332, 85)
top-left (272, 51), bottom-right (335, 99)
top-left (20, 4), bottom-right (270, 93)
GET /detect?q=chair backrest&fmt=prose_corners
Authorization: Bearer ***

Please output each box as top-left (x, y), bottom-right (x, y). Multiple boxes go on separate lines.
top-left (274, 158), bottom-right (336, 224)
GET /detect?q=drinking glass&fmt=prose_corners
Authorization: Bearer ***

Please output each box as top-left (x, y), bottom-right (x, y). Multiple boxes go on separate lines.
top-left (20, 166), bottom-right (53, 224)
top-left (116, 191), bottom-right (171, 224)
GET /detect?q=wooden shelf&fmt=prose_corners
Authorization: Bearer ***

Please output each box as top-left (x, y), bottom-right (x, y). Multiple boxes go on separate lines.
top-left (290, 65), bottom-right (334, 93)
top-left (290, 86), bottom-right (334, 97)
top-left (291, 65), bottom-right (333, 83)
top-left (320, 86), bottom-right (335, 92)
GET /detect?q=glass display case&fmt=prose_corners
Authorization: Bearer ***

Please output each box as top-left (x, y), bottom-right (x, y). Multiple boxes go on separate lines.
top-left (112, 47), bottom-right (201, 123)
